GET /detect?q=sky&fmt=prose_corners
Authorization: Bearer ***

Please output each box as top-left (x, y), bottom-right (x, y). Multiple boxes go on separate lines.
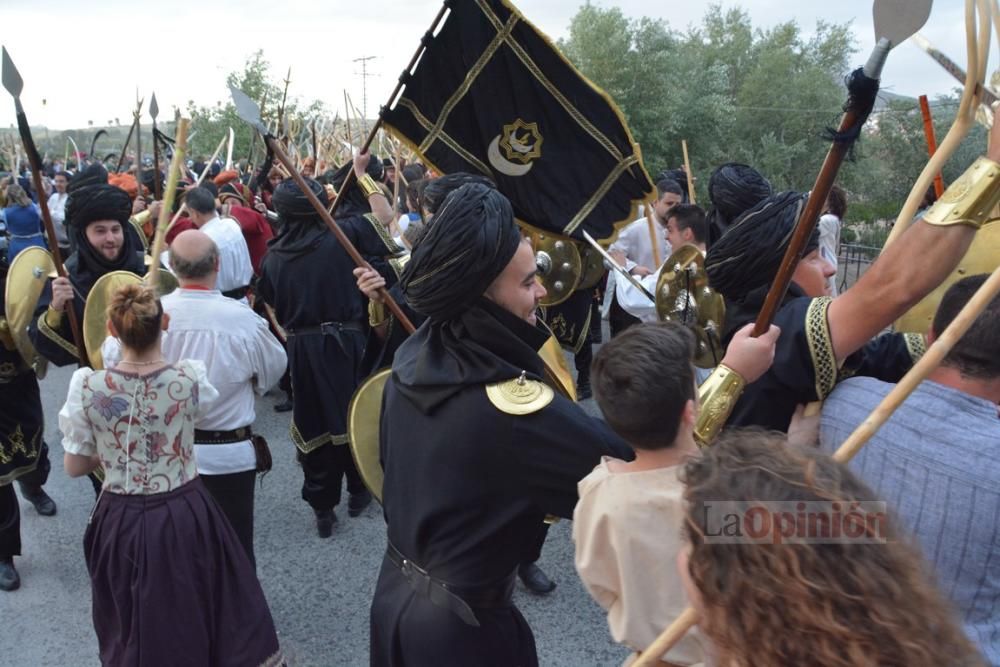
top-left (0, 0), bottom-right (976, 131)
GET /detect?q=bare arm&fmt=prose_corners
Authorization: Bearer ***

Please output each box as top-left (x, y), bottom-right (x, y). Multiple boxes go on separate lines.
top-left (828, 121), bottom-right (1000, 364)
top-left (63, 452), bottom-right (99, 478)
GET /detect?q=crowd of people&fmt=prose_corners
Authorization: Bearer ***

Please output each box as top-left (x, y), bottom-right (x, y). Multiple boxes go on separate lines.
top-left (0, 110), bottom-right (996, 667)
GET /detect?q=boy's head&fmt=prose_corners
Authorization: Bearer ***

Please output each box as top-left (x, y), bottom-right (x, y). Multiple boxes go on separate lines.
top-left (592, 322), bottom-right (697, 449)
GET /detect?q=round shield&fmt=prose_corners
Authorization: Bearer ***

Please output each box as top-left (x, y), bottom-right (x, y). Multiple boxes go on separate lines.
top-left (577, 244), bottom-right (607, 291)
top-left (347, 368), bottom-right (391, 504)
top-left (4, 247), bottom-right (56, 370)
top-left (896, 219), bottom-right (1000, 333)
top-left (83, 270), bottom-right (143, 370)
top-left (141, 256), bottom-right (180, 297)
top-left (655, 245), bottom-right (726, 368)
top-left (537, 326), bottom-right (577, 402)
top-left (530, 231), bottom-right (582, 307)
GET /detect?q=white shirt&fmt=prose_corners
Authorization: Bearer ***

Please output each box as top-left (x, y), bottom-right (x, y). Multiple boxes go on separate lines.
top-left (47, 191), bottom-right (69, 244)
top-left (102, 288), bottom-right (287, 475)
top-left (161, 215), bottom-right (253, 293)
top-left (609, 214), bottom-right (669, 274)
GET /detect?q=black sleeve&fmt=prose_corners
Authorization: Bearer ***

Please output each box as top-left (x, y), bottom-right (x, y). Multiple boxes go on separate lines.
top-left (507, 396), bottom-right (632, 519)
top-left (840, 331), bottom-right (924, 384)
top-left (28, 283), bottom-right (81, 367)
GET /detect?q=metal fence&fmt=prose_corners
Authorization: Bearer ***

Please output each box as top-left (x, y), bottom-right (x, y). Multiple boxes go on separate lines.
top-left (836, 243), bottom-right (882, 293)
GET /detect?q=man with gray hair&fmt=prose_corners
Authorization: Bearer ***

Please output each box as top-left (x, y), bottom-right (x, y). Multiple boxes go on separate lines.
top-left (107, 229), bottom-right (286, 563)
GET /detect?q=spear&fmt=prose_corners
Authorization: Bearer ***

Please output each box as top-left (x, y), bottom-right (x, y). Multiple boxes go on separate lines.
top-left (2, 47), bottom-right (88, 365)
top-left (134, 90), bottom-right (143, 184)
top-left (246, 90), bottom-right (266, 168)
top-left (231, 84), bottom-right (415, 333)
top-left (115, 112), bottom-right (137, 172)
top-left (277, 67), bottom-right (291, 145)
top-left (150, 93), bottom-right (163, 200)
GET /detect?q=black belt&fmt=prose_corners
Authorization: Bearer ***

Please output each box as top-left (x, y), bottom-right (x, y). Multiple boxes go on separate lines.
top-left (386, 542), bottom-right (516, 628)
top-left (194, 426), bottom-right (252, 444)
top-left (222, 285), bottom-right (249, 299)
top-left (285, 320), bottom-right (365, 337)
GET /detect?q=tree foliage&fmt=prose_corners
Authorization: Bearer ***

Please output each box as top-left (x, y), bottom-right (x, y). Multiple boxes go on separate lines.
top-left (185, 50), bottom-right (325, 164)
top-left (558, 3), bottom-right (986, 223)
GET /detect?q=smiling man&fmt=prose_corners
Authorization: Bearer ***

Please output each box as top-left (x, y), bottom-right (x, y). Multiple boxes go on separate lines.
top-left (30, 182), bottom-right (146, 367)
top-left (370, 182), bottom-right (633, 666)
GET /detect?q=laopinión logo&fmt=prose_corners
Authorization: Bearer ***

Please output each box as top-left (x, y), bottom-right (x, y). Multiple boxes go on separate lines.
top-left (701, 501), bottom-right (889, 545)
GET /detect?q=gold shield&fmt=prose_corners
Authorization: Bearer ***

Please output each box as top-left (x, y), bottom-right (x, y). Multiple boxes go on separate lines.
top-left (529, 230), bottom-right (582, 306)
top-left (538, 332), bottom-right (578, 401)
top-left (347, 368), bottom-right (391, 504)
top-left (83, 271), bottom-right (143, 370)
top-left (655, 245), bottom-right (726, 368)
top-left (5, 247), bottom-right (56, 372)
top-left (577, 244), bottom-right (607, 291)
top-left (895, 219), bottom-right (1000, 333)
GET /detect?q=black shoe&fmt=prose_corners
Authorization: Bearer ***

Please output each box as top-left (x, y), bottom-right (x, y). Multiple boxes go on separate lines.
top-left (576, 381), bottom-right (592, 401)
top-left (348, 490), bottom-right (372, 517)
top-left (274, 395), bottom-right (293, 413)
top-left (0, 558), bottom-right (20, 591)
top-left (19, 485), bottom-right (56, 517)
top-left (315, 509), bottom-right (337, 538)
top-left (518, 562), bottom-right (556, 595)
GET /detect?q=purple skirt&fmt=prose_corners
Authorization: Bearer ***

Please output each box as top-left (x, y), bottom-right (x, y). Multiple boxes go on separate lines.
top-left (84, 478), bottom-right (282, 667)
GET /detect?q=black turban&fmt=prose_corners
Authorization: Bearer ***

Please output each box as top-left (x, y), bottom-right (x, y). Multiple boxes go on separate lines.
top-left (268, 178), bottom-right (329, 257)
top-left (705, 191), bottom-right (818, 304)
top-left (65, 183), bottom-right (131, 229)
top-left (402, 183), bottom-right (521, 322)
top-left (67, 163), bottom-right (108, 193)
top-left (421, 172), bottom-right (496, 218)
top-left (708, 163), bottom-right (773, 224)
top-left (63, 184), bottom-right (145, 293)
top-left (271, 177), bottom-right (328, 220)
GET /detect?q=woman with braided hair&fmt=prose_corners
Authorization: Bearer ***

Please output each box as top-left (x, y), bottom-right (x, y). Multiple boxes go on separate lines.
top-left (59, 283), bottom-right (282, 667)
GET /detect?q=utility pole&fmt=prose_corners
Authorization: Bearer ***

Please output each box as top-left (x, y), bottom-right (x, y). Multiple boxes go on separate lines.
top-left (352, 55), bottom-right (377, 135)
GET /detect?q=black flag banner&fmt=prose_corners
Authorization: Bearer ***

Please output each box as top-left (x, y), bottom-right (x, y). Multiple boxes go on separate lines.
top-left (381, 0), bottom-right (654, 242)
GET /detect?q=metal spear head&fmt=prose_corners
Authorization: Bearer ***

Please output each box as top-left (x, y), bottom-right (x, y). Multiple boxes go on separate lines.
top-left (865, 0), bottom-right (932, 78)
top-left (229, 85), bottom-right (269, 137)
top-left (1, 47), bottom-right (23, 99)
top-left (150, 93), bottom-right (159, 120)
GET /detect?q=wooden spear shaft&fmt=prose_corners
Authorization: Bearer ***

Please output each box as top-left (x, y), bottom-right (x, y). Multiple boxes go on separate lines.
top-left (681, 140), bottom-right (696, 204)
top-left (148, 118), bottom-right (190, 284)
top-left (918, 95), bottom-right (946, 198)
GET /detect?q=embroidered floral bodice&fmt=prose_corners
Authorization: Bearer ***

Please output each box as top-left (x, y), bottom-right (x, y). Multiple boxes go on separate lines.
top-left (59, 360), bottom-right (218, 495)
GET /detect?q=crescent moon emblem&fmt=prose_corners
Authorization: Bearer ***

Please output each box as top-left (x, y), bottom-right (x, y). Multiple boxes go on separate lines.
top-left (488, 135), bottom-right (533, 177)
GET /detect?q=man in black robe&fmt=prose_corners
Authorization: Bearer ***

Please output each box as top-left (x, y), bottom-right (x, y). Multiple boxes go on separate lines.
top-left (369, 183), bottom-right (631, 666)
top-left (0, 258), bottom-right (52, 591)
top-left (704, 175), bottom-right (990, 432)
top-left (256, 153), bottom-right (402, 538)
top-left (29, 182), bottom-right (146, 367)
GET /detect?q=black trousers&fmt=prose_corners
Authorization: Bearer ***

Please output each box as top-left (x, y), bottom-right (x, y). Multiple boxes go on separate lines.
top-left (1, 441), bottom-right (51, 559)
top-left (524, 521), bottom-right (551, 565)
top-left (298, 443), bottom-right (365, 513)
top-left (0, 484), bottom-right (20, 559)
top-left (608, 295), bottom-right (641, 338)
top-left (200, 470), bottom-right (256, 566)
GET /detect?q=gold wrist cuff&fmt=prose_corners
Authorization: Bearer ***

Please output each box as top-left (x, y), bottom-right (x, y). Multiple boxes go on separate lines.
top-left (368, 300), bottom-right (388, 328)
top-left (357, 174), bottom-right (383, 200)
top-left (0, 319), bottom-right (16, 352)
top-left (922, 156), bottom-right (1000, 228)
top-left (45, 306), bottom-right (64, 329)
top-left (693, 364), bottom-right (746, 447)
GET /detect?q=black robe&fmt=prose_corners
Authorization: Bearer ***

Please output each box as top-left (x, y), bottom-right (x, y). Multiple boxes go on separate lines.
top-left (725, 291), bottom-right (924, 431)
top-left (257, 213), bottom-right (402, 453)
top-left (370, 299), bottom-right (628, 667)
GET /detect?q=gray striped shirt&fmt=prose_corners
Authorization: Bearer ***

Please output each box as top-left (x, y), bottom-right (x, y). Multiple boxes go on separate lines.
top-left (820, 377), bottom-right (1000, 664)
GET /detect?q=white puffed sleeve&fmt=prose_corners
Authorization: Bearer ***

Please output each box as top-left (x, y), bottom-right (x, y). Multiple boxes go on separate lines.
top-left (58, 368), bottom-right (97, 456)
top-left (183, 359), bottom-right (220, 420)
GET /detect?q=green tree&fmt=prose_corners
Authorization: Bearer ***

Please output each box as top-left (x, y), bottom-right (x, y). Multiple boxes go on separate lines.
top-left (185, 50), bottom-right (325, 165)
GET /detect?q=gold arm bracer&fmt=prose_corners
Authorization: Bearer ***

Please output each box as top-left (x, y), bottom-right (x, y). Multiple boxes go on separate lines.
top-left (357, 174), bottom-right (383, 200)
top-left (922, 156), bottom-right (1000, 228)
top-left (368, 300), bottom-right (388, 328)
top-left (693, 364), bottom-right (746, 447)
